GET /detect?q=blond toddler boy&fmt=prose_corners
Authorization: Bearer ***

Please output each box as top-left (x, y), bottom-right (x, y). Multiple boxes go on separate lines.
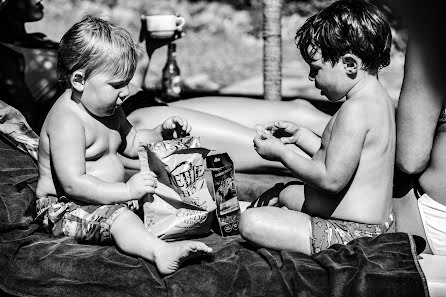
top-left (35, 16), bottom-right (211, 275)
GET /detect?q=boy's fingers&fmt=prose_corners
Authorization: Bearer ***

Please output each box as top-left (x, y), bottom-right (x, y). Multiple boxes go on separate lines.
top-left (281, 136), bottom-right (296, 143)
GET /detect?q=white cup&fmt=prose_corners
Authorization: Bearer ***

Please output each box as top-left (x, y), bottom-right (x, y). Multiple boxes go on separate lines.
top-left (145, 15), bottom-right (186, 38)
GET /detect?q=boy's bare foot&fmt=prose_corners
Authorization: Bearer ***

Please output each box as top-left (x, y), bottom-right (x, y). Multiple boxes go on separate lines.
top-left (154, 241), bottom-right (212, 275)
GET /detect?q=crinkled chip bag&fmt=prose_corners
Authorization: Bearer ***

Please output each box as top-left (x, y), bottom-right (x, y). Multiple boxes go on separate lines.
top-left (138, 136), bottom-right (215, 240)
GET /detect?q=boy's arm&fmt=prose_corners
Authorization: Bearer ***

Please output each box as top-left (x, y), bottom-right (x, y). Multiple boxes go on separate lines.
top-left (117, 107), bottom-right (162, 158)
top-left (49, 113), bottom-right (132, 204)
top-left (261, 121), bottom-right (321, 156)
top-left (275, 103), bottom-right (367, 193)
top-left (396, 38), bottom-right (443, 174)
top-left (289, 128), bottom-right (321, 156)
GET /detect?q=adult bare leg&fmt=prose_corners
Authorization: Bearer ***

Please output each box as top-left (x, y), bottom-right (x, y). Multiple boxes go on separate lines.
top-left (127, 106), bottom-right (290, 174)
top-left (171, 97), bottom-right (331, 136)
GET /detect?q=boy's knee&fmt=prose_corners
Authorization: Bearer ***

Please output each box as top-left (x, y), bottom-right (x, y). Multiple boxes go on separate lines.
top-left (239, 209), bottom-right (262, 240)
top-left (109, 207), bottom-right (138, 233)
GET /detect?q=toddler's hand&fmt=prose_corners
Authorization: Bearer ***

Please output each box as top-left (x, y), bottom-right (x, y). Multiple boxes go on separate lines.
top-left (253, 132), bottom-right (285, 162)
top-left (269, 121), bottom-right (308, 145)
top-left (255, 124), bottom-right (274, 140)
top-left (126, 171), bottom-right (158, 200)
top-left (161, 116), bottom-right (191, 139)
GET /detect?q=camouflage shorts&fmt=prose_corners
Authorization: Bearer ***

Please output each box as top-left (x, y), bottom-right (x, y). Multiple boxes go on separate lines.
top-left (36, 196), bottom-right (141, 244)
top-left (310, 212), bottom-right (396, 254)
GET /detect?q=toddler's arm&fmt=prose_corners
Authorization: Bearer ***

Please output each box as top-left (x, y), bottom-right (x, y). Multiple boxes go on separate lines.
top-left (48, 113), bottom-right (155, 204)
top-left (258, 121), bottom-right (320, 156)
top-left (119, 112), bottom-right (191, 158)
top-left (255, 103), bottom-right (367, 193)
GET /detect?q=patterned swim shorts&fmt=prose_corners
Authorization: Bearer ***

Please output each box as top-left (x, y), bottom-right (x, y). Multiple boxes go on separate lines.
top-left (310, 212), bottom-right (396, 254)
top-left (36, 196), bottom-right (141, 244)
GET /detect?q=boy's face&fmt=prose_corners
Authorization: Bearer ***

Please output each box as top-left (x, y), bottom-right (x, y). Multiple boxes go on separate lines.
top-left (80, 72), bottom-right (129, 117)
top-left (306, 48), bottom-right (351, 102)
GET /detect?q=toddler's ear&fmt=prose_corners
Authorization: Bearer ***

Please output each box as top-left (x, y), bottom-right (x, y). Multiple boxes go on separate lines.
top-left (342, 54), bottom-right (359, 75)
top-left (70, 70), bottom-right (85, 91)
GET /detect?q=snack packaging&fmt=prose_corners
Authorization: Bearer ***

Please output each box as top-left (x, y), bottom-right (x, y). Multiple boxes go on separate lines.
top-left (138, 136), bottom-right (215, 240)
top-left (205, 152), bottom-right (241, 237)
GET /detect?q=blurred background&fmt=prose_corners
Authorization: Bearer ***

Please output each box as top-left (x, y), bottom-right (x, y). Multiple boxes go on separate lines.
top-left (29, 0), bottom-right (407, 101)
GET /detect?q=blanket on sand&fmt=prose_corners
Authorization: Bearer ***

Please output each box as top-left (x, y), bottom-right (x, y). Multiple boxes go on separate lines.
top-left (0, 103), bottom-right (429, 297)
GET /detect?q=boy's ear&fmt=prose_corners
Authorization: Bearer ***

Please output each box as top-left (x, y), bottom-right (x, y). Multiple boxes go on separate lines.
top-left (70, 70), bottom-right (86, 92)
top-left (342, 54), bottom-right (360, 75)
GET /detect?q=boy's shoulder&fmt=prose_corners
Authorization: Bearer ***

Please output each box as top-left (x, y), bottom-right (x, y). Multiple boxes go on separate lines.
top-left (45, 98), bottom-right (85, 133)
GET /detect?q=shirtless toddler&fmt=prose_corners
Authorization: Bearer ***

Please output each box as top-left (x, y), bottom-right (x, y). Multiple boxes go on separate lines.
top-left (35, 15), bottom-right (211, 275)
top-left (240, 0), bottom-right (396, 254)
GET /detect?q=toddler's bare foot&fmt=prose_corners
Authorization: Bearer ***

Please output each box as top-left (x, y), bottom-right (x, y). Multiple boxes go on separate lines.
top-left (154, 241), bottom-right (212, 275)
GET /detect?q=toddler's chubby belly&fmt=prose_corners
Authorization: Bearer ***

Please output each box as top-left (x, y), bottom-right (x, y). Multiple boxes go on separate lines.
top-left (86, 154), bottom-right (125, 183)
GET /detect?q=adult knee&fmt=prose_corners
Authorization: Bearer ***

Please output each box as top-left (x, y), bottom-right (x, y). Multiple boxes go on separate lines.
top-left (290, 98), bottom-right (314, 110)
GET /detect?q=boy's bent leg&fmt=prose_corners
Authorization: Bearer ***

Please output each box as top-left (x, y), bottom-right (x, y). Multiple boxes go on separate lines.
top-left (110, 208), bottom-right (212, 275)
top-left (239, 206), bottom-right (311, 254)
top-left (278, 182), bottom-right (305, 211)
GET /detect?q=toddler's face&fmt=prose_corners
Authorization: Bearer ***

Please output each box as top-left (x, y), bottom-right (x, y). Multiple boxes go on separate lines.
top-left (81, 72), bottom-right (129, 117)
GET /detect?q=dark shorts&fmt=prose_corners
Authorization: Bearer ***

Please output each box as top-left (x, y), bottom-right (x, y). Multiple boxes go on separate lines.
top-left (310, 212), bottom-right (396, 254)
top-left (36, 196), bottom-right (141, 244)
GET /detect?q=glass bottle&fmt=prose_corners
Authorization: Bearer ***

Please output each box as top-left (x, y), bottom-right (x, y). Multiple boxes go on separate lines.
top-left (161, 42), bottom-right (182, 102)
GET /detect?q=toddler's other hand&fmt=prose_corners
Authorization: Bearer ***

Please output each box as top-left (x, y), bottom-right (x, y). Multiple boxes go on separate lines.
top-left (126, 171), bottom-right (158, 200)
top-left (161, 116), bottom-right (191, 139)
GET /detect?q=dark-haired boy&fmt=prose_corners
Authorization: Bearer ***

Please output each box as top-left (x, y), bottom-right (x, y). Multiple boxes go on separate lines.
top-left (240, 0), bottom-right (396, 254)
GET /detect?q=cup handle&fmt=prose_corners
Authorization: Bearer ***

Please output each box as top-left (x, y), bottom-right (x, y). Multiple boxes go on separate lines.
top-left (176, 16), bottom-right (185, 31)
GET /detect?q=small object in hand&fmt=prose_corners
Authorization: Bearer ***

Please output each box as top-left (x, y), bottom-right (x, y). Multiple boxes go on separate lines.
top-left (255, 124), bottom-right (272, 139)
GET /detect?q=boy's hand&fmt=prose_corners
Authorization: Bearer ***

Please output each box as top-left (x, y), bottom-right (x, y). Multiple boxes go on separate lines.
top-left (126, 171), bottom-right (158, 200)
top-left (161, 116), bottom-right (191, 139)
top-left (264, 121), bottom-right (311, 145)
top-left (139, 15), bottom-right (185, 57)
top-left (253, 132), bottom-right (285, 162)
top-left (255, 124), bottom-right (274, 140)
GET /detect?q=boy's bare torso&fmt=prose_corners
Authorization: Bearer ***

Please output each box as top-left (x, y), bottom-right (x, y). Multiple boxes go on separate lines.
top-left (36, 93), bottom-right (126, 198)
top-left (305, 83), bottom-right (395, 224)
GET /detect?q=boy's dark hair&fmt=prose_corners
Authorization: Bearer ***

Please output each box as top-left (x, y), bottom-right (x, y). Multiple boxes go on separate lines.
top-left (295, 0), bottom-right (391, 72)
top-left (58, 15), bottom-right (137, 89)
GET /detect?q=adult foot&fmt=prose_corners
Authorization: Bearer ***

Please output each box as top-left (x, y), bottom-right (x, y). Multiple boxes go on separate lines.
top-left (154, 241), bottom-right (212, 275)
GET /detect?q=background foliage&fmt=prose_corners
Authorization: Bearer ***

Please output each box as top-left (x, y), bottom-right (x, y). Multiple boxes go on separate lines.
top-left (29, 0), bottom-right (405, 89)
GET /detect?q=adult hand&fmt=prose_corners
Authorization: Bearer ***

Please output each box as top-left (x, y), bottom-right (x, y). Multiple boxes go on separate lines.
top-left (253, 132), bottom-right (285, 162)
top-left (139, 15), bottom-right (185, 57)
top-left (161, 116), bottom-right (191, 139)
